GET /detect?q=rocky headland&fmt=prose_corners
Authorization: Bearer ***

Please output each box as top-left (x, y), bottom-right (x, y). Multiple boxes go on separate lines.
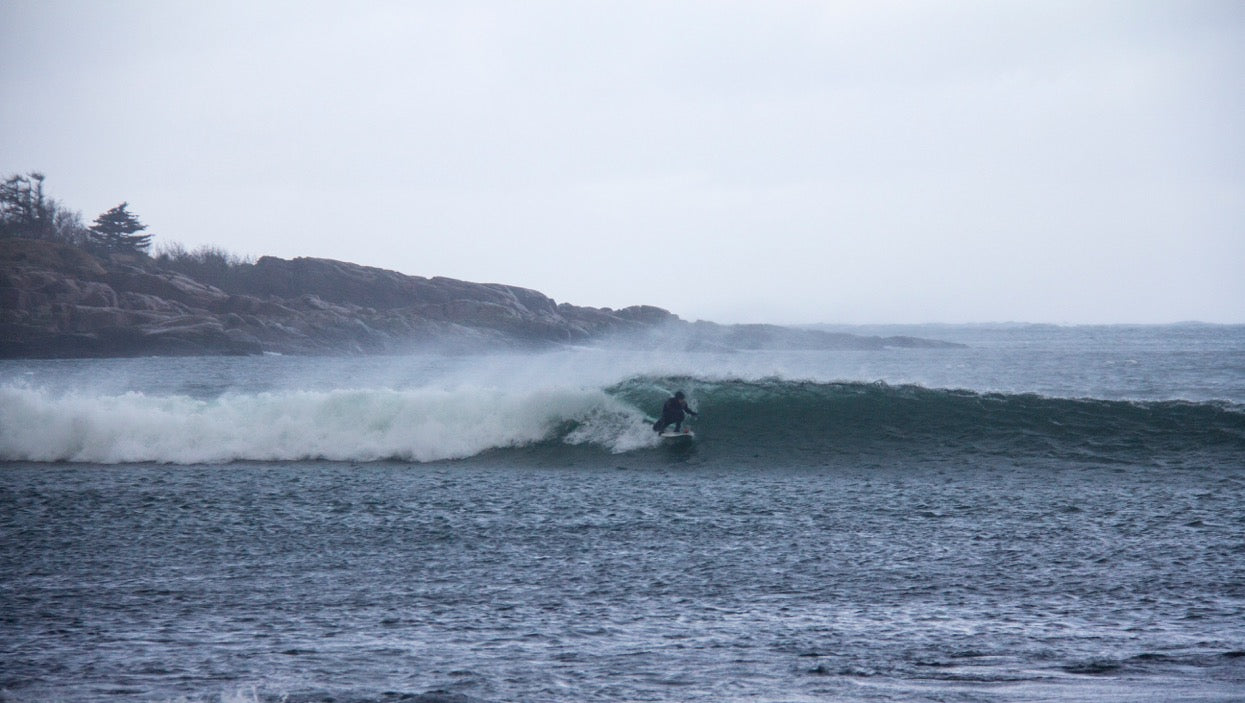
top-left (1, 239), bottom-right (961, 357)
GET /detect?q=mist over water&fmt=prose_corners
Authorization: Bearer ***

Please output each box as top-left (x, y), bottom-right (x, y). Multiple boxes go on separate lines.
top-left (2, 325), bottom-right (1243, 702)
top-left (3, 325), bottom-right (1242, 466)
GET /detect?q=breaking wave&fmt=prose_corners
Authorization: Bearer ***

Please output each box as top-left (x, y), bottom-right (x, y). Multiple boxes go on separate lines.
top-left (3, 377), bottom-right (1242, 466)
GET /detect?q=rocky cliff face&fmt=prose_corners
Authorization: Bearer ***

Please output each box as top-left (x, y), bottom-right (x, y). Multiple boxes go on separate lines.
top-left (1, 239), bottom-right (961, 358)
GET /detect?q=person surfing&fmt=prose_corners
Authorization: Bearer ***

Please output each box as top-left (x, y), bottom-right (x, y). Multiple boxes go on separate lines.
top-left (653, 390), bottom-right (698, 434)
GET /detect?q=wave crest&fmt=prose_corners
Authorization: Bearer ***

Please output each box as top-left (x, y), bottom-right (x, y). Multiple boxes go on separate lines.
top-left (610, 377), bottom-right (1245, 464)
top-left (4, 376), bottom-right (1242, 465)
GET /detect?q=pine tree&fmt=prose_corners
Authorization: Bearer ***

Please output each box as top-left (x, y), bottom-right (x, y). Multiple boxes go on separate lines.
top-left (89, 202), bottom-right (153, 254)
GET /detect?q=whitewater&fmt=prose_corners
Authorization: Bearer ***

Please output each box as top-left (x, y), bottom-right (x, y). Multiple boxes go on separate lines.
top-left (2, 324), bottom-right (1243, 702)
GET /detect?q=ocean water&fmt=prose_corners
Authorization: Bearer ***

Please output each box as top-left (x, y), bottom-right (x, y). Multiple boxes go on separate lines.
top-left (2, 324), bottom-right (1243, 702)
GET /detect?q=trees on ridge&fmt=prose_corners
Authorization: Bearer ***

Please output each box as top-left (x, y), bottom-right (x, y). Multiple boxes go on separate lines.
top-left (2, 172), bottom-right (156, 256)
top-left (0, 172), bottom-right (87, 245)
top-left (88, 202), bottom-right (152, 255)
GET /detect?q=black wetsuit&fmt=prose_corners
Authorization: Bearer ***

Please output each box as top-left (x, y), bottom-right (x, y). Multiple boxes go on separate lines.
top-left (653, 396), bottom-right (698, 433)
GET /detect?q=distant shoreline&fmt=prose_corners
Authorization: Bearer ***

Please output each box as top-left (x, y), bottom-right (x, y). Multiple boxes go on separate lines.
top-left (1, 238), bottom-right (963, 359)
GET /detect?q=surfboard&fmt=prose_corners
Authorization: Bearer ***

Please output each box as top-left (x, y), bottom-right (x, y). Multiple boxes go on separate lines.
top-left (659, 429), bottom-right (695, 440)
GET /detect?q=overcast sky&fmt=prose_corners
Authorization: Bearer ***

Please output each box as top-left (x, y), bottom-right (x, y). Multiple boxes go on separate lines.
top-left (3, 1), bottom-right (1242, 324)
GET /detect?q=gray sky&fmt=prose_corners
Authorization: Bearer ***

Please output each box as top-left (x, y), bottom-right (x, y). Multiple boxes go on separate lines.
top-left (3, 0), bottom-right (1243, 324)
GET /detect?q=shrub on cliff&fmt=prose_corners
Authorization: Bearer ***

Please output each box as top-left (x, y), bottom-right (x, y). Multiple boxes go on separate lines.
top-left (154, 243), bottom-right (254, 291)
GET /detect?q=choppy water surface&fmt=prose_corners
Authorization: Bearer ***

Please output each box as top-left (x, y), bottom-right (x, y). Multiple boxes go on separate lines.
top-left (2, 325), bottom-right (1243, 702)
top-left (4, 459), bottom-right (1244, 702)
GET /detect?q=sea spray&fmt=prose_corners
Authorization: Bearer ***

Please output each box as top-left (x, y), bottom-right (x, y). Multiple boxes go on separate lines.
top-left (0, 383), bottom-right (652, 464)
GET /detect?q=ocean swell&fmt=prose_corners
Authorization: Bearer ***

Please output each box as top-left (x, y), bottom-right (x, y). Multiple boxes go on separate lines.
top-left (3, 377), bottom-right (1242, 466)
top-left (610, 377), bottom-right (1245, 465)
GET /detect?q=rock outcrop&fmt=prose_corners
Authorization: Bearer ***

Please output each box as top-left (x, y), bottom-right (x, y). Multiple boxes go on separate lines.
top-left (0, 239), bottom-right (673, 357)
top-left (0, 239), bottom-right (961, 358)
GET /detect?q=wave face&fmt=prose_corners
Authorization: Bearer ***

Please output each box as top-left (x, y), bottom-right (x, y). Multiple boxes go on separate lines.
top-left (611, 378), bottom-right (1245, 466)
top-left (3, 376), bottom-right (1242, 466)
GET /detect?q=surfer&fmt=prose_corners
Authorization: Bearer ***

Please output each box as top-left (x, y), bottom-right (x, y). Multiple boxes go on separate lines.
top-left (653, 390), bottom-right (698, 434)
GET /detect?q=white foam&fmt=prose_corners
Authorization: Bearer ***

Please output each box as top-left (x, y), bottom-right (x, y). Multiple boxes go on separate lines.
top-left (0, 382), bottom-right (652, 464)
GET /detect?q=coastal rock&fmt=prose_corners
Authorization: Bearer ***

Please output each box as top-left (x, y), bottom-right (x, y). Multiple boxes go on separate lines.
top-left (0, 239), bottom-right (963, 358)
